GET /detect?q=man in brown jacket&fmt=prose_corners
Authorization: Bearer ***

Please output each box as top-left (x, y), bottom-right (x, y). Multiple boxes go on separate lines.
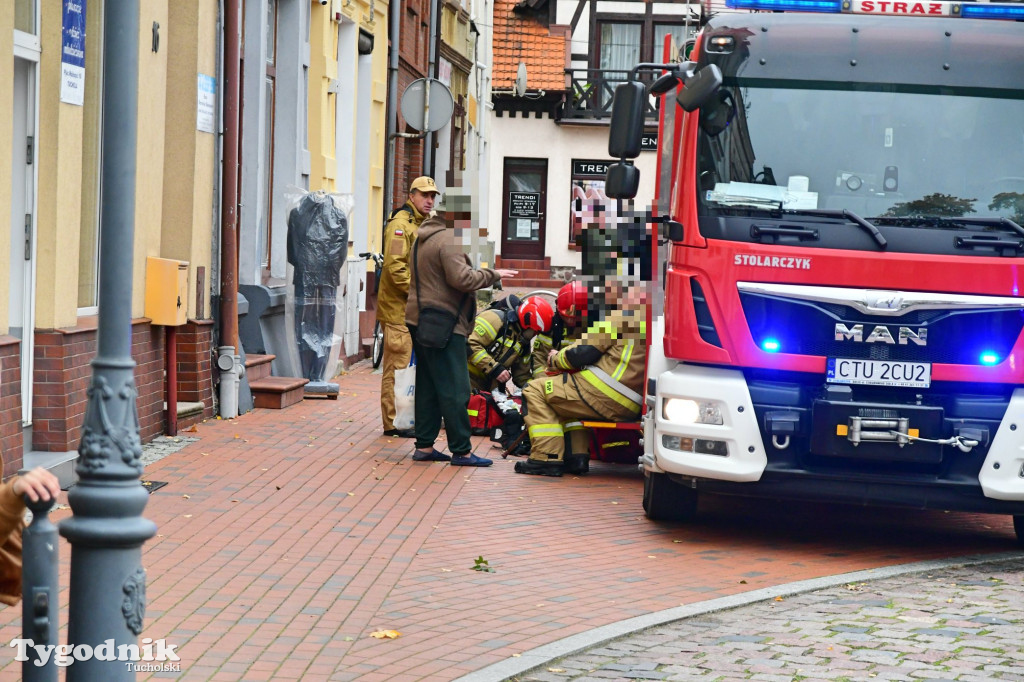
top-left (405, 207), bottom-right (516, 465)
top-left (377, 176), bottom-right (438, 437)
top-left (0, 467), bottom-right (61, 605)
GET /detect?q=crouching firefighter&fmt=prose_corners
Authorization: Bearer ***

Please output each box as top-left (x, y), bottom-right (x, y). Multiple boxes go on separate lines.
top-left (529, 280), bottom-right (590, 470)
top-left (516, 304), bottom-right (646, 477)
top-left (468, 296), bottom-right (554, 448)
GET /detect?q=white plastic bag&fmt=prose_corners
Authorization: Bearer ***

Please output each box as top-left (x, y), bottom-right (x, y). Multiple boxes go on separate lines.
top-left (393, 360), bottom-right (416, 431)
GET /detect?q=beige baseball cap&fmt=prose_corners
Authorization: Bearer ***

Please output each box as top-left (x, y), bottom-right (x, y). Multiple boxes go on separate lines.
top-left (410, 176), bottom-right (439, 195)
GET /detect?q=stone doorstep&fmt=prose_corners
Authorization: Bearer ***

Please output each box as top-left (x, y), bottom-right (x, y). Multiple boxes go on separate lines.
top-left (243, 353), bottom-right (276, 381)
top-left (24, 450), bottom-right (78, 490)
top-left (249, 376), bottom-right (309, 409)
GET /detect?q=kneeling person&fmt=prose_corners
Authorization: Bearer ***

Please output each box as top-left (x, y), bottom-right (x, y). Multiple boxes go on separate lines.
top-left (517, 302), bottom-right (646, 477)
top-left (468, 296), bottom-right (552, 392)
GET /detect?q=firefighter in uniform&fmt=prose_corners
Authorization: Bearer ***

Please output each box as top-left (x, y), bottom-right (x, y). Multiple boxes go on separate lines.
top-left (377, 176), bottom-right (439, 437)
top-left (529, 281), bottom-right (591, 472)
top-left (468, 296), bottom-right (553, 392)
top-left (516, 289), bottom-right (646, 477)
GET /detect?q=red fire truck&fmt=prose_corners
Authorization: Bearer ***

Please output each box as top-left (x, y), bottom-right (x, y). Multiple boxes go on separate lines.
top-left (605, 0), bottom-right (1024, 543)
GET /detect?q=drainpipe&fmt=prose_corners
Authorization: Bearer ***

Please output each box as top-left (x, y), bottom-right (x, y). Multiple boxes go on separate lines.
top-left (384, 0), bottom-right (400, 219)
top-left (424, 0), bottom-right (440, 174)
top-left (219, 0), bottom-right (242, 417)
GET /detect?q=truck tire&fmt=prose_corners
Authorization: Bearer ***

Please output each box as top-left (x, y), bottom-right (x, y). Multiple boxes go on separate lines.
top-left (1014, 515), bottom-right (1024, 548)
top-left (643, 471), bottom-right (698, 522)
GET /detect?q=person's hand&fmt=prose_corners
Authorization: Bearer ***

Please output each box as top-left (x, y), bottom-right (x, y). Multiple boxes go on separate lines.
top-left (12, 467), bottom-right (61, 503)
top-left (495, 369), bottom-right (512, 384)
top-left (547, 349), bottom-right (558, 366)
top-left (495, 269), bottom-right (518, 279)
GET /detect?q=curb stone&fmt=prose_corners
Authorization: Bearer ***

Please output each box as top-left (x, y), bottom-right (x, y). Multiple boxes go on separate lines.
top-left (455, 551), bottom-right (1024, 682)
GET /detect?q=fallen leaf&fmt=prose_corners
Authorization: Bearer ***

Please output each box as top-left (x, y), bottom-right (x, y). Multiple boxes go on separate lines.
top-left (511, 653), bottom-right (521, 658)
top-left (183, 514), bottom-right (192, 518)
top-left (234, 435), bottom-right (240, 439)
top-left (647, 555), bottom-right (657, 559)
top-left (441, 568), bottom-right (452, 572)
top-left (348, 492), bottom-right (355, 496)
top-left (231, 499), bottom-right (239, 503)
top-left (672, 539), bottom-right (682, 543)
top-left (343, 636), bottom-right (354, 642)
top-left (261, 468), bottom-right (268, 471)
top-left (182, 494), bottom-right (190, 499)
top-left (548, 669), bottom-right (565, 673)
top-left (370, 630), bottom-right (401, 639)
top-left (611, 501), bottom-right (618, 505)
top-left (774, 596), bottom-right (783, 601)
top-left (739, 580), bottom-right (747, 584)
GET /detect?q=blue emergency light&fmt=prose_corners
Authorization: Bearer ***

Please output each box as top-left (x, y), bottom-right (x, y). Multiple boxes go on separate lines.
top-left (727, 0), bottom-right (841, 11)
top-left (979, 351), bottom-right (1001, 366)
top-left (726, 0), bottom-right (1024, 18)
top-left (761, 338), bottom-right (781, 353)
top-left (961, 3), bottom-right (1024, 19)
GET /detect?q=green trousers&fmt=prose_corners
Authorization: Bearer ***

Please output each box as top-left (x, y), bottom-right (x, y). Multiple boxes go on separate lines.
top-left (411, 332), bottom-right (473, 456)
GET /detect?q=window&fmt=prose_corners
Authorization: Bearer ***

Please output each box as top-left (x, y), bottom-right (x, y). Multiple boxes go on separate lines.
top-left (14, 0), bottom-right (35, 35)
top-left (260, 0), bottom-right (278, 274)
top-left (594, 12), bottom-right (699, 69)
top-left (78, 0), bottom-right (104, 310)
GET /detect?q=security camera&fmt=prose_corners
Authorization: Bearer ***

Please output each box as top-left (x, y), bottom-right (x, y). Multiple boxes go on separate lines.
top-left (319, 0), bottom-right (328, 5)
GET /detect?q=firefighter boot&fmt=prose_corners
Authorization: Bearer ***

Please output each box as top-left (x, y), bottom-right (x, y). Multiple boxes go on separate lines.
top-left (514, 457), bottom-right (564, 477)
top-left (564, 453), bottom-right (589, 475)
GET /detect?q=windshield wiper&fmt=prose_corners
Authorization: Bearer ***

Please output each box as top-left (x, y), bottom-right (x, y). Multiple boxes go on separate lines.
top-left (943, 216), bottom-right (1024, 238)
top-left (780, 208), bottom-right (888, 249)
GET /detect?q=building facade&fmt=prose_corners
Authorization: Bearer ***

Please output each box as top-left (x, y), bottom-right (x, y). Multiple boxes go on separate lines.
top-left (487, 0), bottom-right (701, 282)
top-left (0, 1), bottom-right (218, 480)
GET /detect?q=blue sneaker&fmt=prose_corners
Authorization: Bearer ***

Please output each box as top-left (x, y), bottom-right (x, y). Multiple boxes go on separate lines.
top-left (412, 449), bottom-right (452, 462)
top-left (450, 454), bottom-right (492, 467)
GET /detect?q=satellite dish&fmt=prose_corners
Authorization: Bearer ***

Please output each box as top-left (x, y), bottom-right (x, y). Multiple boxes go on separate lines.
top-left (514, 62), bottom-right (527, 97)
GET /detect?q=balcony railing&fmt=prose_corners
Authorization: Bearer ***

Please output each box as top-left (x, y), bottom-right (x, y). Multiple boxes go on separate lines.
top-left (562, 69), bottom-right (659, 122)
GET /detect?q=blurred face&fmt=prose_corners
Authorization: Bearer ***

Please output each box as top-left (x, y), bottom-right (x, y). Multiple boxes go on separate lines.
top-left (409, 189), bottom-right (438, 215)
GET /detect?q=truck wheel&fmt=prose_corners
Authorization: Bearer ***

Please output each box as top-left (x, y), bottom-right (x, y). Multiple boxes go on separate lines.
top-left (1014, 516), bottom-right (1024, 548)
top-left (643, 471), bottom-right (698, 522)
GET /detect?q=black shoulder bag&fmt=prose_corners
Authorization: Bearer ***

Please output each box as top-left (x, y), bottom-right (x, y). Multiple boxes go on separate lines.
top-left (413, 233), bottom-right (469, 349)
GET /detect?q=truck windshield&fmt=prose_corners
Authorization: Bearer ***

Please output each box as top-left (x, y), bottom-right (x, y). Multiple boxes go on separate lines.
top-left (696, 82), bottom-right (1024, 228)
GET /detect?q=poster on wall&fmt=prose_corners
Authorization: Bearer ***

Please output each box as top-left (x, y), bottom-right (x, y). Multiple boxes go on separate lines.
top-left (197, 75), bottom-right (216, 133)
top-left (60, 0), bottom-right (87, 106)
top-left (570, 159), bottom-right (614, 245)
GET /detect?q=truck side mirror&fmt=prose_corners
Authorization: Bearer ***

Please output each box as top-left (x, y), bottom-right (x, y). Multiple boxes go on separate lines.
top-left (608, 82), bottom-right (646, 159)
top-left (606, 161), bottom-right (640, 200)
top-left (676, 64), bottom-right (723, 113)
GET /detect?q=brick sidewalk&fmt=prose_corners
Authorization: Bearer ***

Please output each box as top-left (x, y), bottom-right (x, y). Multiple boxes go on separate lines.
top-left (0, 361), bottom-right (1017, 680)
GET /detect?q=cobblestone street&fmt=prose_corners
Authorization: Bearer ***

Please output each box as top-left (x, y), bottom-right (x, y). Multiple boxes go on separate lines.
top-left (513, 560), bottom-right (1024, 682)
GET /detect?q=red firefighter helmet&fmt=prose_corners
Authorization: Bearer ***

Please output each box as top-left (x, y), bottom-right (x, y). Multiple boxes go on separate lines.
top-left (517, 296), bottom-right (554, 333)
top-left (556, 281), bottom-right (588, 324)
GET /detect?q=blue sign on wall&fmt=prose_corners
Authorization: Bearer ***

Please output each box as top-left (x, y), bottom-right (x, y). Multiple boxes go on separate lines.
top-left (61, 0), bottom-right (87, 106)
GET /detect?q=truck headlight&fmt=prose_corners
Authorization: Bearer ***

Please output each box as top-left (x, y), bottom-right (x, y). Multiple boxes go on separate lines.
top-left (662, 398), bottom-right (724, 425)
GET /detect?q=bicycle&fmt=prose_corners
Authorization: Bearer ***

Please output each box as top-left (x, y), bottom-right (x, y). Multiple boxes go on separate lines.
top-left (358, 251), bottom-right (386, 368)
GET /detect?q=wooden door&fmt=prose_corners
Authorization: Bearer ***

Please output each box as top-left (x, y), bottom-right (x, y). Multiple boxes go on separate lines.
top-left (500, 158), bottom-right (547, 260)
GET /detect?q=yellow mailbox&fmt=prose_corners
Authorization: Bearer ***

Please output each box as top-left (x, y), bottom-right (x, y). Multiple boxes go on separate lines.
top-left (145, 257), bottom-right (189, 326)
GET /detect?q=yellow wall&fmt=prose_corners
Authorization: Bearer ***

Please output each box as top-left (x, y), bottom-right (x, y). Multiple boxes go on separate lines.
top-left (132, 0), bottom-right (170, 317)
top-left (35, 0), bottom-right (85, 330)
top-left (161, 0), bottom-right (217, 320)
top-left (309, 4), bottom-right (338, 192)
top-left (0, 3), bottom-right (13, 332)
top-left (314, 0), bottom-right (389, 255)
top-left (369, 9), bottom-right (388, 254)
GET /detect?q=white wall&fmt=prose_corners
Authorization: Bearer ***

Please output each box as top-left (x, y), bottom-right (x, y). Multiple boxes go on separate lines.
top-left (487, 115), bottom-right (657, 268)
